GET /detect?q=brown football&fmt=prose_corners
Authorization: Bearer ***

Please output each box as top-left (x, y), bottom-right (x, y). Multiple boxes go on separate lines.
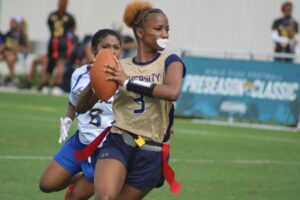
top-left (90, 49), bottom-right (118, 101)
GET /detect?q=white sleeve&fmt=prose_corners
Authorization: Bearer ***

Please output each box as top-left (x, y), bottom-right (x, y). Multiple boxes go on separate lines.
top-left (69, 69), bottom-right (79, 106)
top-left (69, 66), bottom-right (90, 106)
top-left (272, 31), bottom-right (289, 44)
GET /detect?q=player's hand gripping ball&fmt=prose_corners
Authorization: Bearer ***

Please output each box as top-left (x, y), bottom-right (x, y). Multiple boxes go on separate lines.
top-left (90, 49), bottom-right (118, 101)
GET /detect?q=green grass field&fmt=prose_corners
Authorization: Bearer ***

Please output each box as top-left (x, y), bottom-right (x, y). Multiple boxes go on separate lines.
top-left (1, 91), bottom-right (300, 200)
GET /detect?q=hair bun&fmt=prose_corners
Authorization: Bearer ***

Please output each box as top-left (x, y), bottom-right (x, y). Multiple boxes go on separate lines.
top-left (123, 1), bottom-right (153, 28)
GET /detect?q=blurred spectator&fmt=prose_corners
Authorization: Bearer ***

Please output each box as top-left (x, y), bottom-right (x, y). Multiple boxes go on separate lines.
top-left (22, 55), bottom-right (48, 90)
top-left (1, 17), bottom-right (30, 86)
top-left (61, 35), bottom-right (92, 93)
top-left (0, 30), bottom-right (4, 84)
top-left (121, 34), bottom-right (137, 58)
top-left (110, 22), bottom-right (137, 58)
top-left (18, 17), bottom-right (31, 52)
top-left (0, 30), bottom-right (5, 53)
top-left (272, 1), bottom-right (298, 62)
top-left (68, 34), bottom-right (93, 66)
top-left (0, 30), bottom-right (4, 60)
top-left (41, 0), bottom-right (76, 95)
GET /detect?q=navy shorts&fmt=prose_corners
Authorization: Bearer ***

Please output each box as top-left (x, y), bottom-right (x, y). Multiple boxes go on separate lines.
top-left (97, 132), bottom-right (165, 192)
top-left (54, 131), bottom-right (99, 182)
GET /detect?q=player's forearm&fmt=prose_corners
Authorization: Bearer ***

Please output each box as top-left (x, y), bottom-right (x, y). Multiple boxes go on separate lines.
top-left (66, 104), bottom-right (76, 120)
top-left (152, 84), bottom-right (181, 101)
top-left (76, 83), bottom-right (98, 113)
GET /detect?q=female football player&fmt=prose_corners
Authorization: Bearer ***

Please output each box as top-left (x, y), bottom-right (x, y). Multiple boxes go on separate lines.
top-left (93, 1), bottom-right (185, 200)
top-left (39, 28), bottom-right (122, 200)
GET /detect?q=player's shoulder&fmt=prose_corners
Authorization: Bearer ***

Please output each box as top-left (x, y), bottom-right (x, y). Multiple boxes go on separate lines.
top-left (72, 64), bottom-right (89, 77)
top-left (161, 53), bottom-right (182, 63)
top-left (71, 64), bottom-right (90, 91)
top-left (160, 52), bottom-right (173, 59)
top-left (71, 64), bottom-right (90, 81)
top-left (162, 53), bottom-right (186, 77)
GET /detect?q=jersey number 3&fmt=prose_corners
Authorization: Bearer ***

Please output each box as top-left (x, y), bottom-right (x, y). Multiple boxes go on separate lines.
top-left (133, 94), bottom-right (145, 114)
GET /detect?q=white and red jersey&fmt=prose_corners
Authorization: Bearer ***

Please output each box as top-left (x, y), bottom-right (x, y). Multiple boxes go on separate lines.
top-left (69, 64), bottom-right (114, 145)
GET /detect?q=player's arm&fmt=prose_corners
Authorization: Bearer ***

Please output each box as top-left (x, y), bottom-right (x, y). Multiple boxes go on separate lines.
top-left (151, 61), bottom-right (184, 101)
top-left (58, 67), bottom-right (82, 144)
top-left (58, 103), bottom-right (75, 144)
top-left (76, 82), bottom-right (98, 114)
top-left (105, 59), bottom-right (184, 101)
top-left (66, 103), bottom-right (76, 120)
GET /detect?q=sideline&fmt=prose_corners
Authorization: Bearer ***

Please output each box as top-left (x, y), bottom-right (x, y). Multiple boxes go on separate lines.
top-left (0, 86), bottom-right (68, 97)
top-left (191, 119), bottom-right (300, 132)
top-left (176, 128), bottom-right (299, 143)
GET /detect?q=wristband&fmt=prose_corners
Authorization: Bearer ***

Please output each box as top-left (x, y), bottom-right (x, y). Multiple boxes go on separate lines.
top-left (126, 79), bottom-right (155, 97)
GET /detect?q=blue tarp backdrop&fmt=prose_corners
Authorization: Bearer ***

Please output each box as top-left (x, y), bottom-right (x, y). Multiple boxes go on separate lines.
top-left (176, 56), bottom-right (300, 126)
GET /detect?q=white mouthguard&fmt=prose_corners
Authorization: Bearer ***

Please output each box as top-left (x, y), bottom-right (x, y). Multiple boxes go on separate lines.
top-left (156, 38), bottom-right (169, 49)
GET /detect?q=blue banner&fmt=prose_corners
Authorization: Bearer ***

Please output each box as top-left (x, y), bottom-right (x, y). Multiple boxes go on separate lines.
top-left (176, 56), bottom-right (300, 126)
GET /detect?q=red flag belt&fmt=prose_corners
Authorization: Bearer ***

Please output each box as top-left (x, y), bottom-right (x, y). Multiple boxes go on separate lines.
top-left (162, 143), bottom-right (181, 195)
top-left (74, 126), bottom-right (111, 162)
top-left (75, 127), bottom-right (181, 195)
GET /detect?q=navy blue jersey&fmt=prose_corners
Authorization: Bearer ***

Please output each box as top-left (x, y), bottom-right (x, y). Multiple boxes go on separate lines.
top-left (47, 11), bottom-right (76, 38)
